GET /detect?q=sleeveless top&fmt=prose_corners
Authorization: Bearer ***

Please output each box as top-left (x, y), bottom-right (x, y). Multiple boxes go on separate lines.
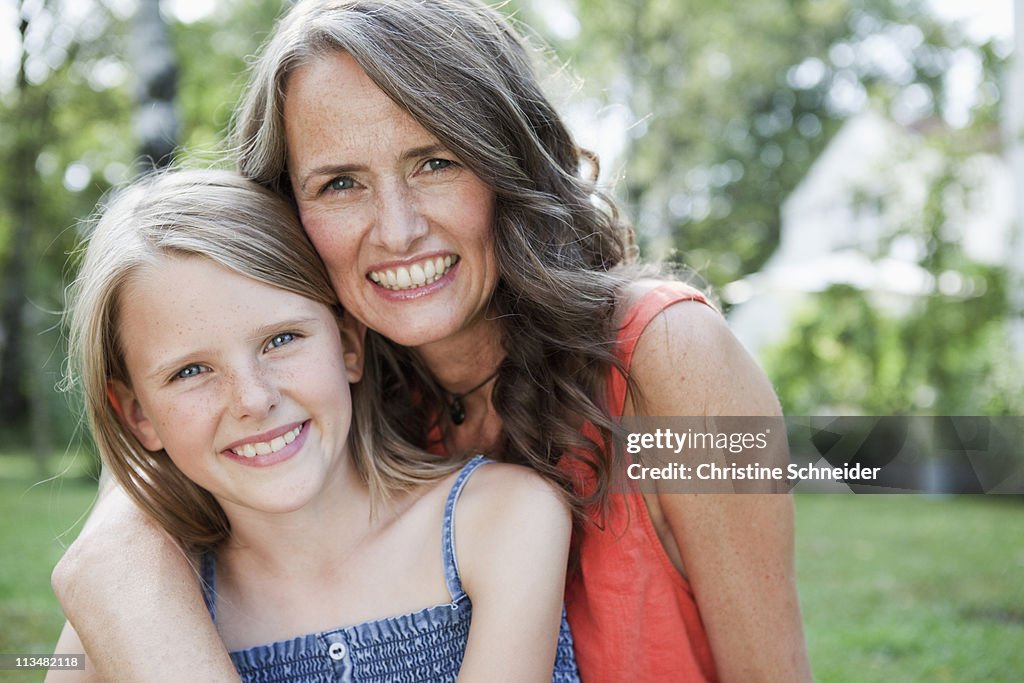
top-left (200, 455), bottom-right (581, 682)
top-left (560, 282), bottom-right (720, 682)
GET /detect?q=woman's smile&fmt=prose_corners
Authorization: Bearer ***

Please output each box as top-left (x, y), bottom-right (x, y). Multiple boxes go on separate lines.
top-left (285, 52), bottom-right (499, 351)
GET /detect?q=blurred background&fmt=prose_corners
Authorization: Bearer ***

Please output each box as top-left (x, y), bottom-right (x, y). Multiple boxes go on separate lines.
top-left (0, 1), bottom-right (1021, 681)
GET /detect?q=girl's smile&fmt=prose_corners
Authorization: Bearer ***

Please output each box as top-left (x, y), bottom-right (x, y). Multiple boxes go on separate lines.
top-left (111, 256), bottom-right (364, 515)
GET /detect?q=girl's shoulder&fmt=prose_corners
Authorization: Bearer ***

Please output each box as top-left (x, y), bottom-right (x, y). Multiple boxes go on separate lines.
top-left (446, 460), bottom-right (571, 589)
top-left (450, 459), bottom-right (569, 524)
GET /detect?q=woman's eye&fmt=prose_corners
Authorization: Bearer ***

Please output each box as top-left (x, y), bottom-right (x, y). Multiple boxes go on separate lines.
top-left (325, 176), bottom-right (356, 192)
top-left (174, 364), bottom-right (206, 380)
top-left (424, 158), bottom-right (454, 172)
top-left (266, 333), bottom-right (296, 351)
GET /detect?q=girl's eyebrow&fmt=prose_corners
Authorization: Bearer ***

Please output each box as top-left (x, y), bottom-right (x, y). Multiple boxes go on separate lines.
top-left (246, 316), bottom-right (322, 343)
top-left (144, 316), bottom-right (322, 382)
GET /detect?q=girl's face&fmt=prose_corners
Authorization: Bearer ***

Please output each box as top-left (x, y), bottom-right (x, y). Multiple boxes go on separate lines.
top-left (111, 256), bottom-right (364, 516)
top-left (284, 51), bottom-right (500, 353)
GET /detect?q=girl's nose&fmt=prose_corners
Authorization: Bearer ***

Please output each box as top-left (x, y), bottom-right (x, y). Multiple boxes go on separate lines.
top-left (228, 364), bottom-right (280, 420)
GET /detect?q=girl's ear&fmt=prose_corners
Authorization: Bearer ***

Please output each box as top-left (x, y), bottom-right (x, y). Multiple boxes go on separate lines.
top-left (108, 380), bottom-right (164, 452)
top-left (338, 313), bottom-right (367, 383)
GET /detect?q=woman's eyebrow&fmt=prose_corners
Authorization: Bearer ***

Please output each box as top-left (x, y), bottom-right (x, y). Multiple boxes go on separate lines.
top-left (401, 144), bottom-right (446, 161)
top-left (298, 163), bottom-right (366, 194)
top-left (297, 144), bottom-right (449, 194)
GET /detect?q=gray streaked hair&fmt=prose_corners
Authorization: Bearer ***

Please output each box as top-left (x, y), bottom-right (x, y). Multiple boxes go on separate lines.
top-left (233, 0), bottom-right (641, 514)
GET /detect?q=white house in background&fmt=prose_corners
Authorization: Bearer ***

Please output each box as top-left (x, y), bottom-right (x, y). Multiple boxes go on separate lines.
top-left (725, 107), bottom-right (1014, 358)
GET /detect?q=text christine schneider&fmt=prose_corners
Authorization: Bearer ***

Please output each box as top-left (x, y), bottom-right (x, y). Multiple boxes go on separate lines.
top-left (624, 428), bottom-right (881, 482)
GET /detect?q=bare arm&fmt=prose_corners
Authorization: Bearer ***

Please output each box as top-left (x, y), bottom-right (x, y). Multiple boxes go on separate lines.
top-left (629, 298), bottom-right (813, 683)
top-left (455, 464), bottom-right (572, 682)
top-left (45, 622), bottom-right (95, 683)
top-left (51, 477), bottom-right (239, 682)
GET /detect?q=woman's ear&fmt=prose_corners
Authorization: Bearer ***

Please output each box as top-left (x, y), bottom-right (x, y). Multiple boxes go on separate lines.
top-left (338, 313), bottom-right (367, 383)
top-left (108, 380), bottom-right (164, 452)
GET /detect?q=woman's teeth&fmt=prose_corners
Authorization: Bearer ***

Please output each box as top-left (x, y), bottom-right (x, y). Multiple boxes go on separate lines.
top-left (368, 255), bottom-right (457, 291)
top-left (230, 425), bottom-right (302, 458)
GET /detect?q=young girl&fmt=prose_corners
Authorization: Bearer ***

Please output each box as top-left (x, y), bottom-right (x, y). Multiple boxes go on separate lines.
top-left (52, 169), bottom-right (579, 682)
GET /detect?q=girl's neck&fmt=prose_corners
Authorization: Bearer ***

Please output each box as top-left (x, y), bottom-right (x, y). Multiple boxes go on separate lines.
top-left (216, 458), bottom-right (368, 573)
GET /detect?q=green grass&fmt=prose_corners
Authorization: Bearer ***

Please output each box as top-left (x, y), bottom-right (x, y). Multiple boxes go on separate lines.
top-left (795, 494), bottom-right (1024, 682)
top-left (0, 454), bottom-right (97, 683)
top-left (0, 455), bottom-right (1021, 681)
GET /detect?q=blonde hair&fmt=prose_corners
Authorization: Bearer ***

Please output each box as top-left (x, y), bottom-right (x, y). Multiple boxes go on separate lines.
top-left (65, 169), bottom-right (460, 553)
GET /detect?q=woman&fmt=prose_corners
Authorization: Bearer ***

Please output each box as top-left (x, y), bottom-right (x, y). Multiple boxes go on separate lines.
top-left (53, 1), bottom-right (811, 680)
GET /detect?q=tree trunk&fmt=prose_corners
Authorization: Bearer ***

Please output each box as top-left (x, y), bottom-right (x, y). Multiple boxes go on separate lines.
top-left (132, 0), bottom-right (179, 171)
top-left (0, 11), bottom-right (37, 430)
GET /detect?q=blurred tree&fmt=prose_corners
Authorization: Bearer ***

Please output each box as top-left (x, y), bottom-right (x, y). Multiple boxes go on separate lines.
top-left (0, 0), bottom-right (130, 455)
top-left (0, 0), bottom-right (282, 456)
top-left (525, 0), bottom-right (981, 291)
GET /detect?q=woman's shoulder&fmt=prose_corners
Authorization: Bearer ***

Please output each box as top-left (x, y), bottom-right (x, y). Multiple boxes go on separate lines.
top-left (619, 279), bottom-right (781, 417)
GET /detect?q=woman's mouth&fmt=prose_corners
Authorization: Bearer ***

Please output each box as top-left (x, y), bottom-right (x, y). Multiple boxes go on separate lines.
top-left (367, 255), bottom-right (459, 291)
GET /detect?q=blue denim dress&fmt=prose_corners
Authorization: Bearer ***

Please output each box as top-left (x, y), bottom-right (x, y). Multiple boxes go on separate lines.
top-left (201, 455), bottom-right (580, 682)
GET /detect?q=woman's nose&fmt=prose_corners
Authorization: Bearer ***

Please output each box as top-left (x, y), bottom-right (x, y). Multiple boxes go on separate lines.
top-left (370, 181), bottom-right (429, 253)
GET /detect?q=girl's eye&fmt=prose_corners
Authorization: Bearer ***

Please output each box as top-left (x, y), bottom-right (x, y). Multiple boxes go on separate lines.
top-left (424, 158), bottom-right (454, 172)
top-left (325, 176), bottom-right (356, 193)
top-left (174, 364), bottom-right (206, 380)
top-left (265, 332), bottom-right (296, 351)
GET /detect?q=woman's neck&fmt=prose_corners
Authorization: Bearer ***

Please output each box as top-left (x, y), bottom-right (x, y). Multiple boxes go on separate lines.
top-left (413, 310), bottom-right (505, 393)
top-left (413, 314), bottom-right (506, 453)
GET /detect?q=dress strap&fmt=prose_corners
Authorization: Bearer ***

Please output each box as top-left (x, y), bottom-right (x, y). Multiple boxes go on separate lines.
top-left (200, 551), bottom-right (217, 622)
top-left (441, 454), bottom-right (491, 604)
top-left (608, 282), bottom-right (714, 415)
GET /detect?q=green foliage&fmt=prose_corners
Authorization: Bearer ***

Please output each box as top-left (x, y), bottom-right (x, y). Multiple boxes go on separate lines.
top-left (764, 120), bottom-right (1021, 415)
top-left (764, 281), bottom-right (1023, 415)
top-left (534, 0), bottom-right (990, 289)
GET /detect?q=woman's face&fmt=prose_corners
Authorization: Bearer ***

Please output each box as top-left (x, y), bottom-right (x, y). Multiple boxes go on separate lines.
top-left (284, 51), bottom-right (500, 351)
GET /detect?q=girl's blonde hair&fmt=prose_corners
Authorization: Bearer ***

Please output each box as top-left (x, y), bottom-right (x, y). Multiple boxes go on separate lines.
top-left (65, 169), bottom-right (460, 553)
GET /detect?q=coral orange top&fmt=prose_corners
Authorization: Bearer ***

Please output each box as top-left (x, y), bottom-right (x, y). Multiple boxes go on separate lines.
top-left (560, 282), bottom-right (718, 682)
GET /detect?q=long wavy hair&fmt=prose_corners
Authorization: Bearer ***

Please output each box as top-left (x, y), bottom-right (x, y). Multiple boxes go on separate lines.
top-left (232, 0), bottom-right (642, 514)
top-left (64, 169), bottom-right (463, 554)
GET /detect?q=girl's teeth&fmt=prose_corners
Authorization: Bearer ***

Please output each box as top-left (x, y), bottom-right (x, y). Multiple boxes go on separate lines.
top-left (231, 425), bottom-right (302, 458)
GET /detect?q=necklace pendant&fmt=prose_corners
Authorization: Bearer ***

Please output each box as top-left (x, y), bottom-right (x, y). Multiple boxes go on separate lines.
top-left (449, 395), bottom-right (466, 425)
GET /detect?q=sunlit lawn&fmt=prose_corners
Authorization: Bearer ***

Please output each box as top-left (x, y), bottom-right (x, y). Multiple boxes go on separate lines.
top-left (796, 494), bottom-right (1024, 682)
top-left (0, 453), bottom-right (96, 683)
top-left (0, 454), bottom-right (1021, 682)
